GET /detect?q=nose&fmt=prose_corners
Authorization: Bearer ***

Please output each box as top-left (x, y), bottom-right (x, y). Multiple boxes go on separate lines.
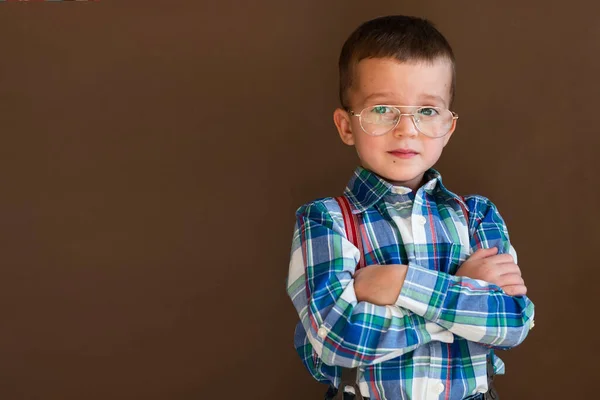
top-left (392, 114), bottom-right (419, 138)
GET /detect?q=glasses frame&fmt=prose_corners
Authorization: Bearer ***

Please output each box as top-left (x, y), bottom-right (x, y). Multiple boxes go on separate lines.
top-left (347, 105), bottom-right (459, 138)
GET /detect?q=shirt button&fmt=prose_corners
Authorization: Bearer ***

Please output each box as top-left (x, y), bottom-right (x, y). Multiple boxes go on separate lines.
top-left (416, 215), bottom-right (427, 225)
top-left (317, 327), bottom-right (328, 338)
top-left (434, 383), bottom-right (444, 394)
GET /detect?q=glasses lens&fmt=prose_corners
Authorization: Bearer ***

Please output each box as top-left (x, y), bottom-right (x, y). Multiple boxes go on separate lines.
top-left (413, 107), bottom-right (453, 137)
top-left (360, 106), bottom-right (400, 136)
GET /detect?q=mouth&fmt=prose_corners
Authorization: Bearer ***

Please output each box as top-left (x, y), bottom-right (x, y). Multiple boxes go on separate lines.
top-left (388, 148), bottom-right (419, 159)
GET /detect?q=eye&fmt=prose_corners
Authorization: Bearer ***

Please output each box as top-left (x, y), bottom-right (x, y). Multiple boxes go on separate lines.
top-left (371, 105), bottom-right (393, 114)
top-left (362, 105), bottom-right (398, 126)
top-left (418, 107), bottom-right (439, 117)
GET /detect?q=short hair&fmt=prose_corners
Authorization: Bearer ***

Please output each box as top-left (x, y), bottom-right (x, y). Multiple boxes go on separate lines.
top-left (338, 15), bottom-right (456, 109)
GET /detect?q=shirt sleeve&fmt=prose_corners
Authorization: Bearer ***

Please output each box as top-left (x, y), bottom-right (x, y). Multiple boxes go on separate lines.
top-left (394, 195), bottom-right (535, 349)
top-left (287, 199), bottom-right (454, 369)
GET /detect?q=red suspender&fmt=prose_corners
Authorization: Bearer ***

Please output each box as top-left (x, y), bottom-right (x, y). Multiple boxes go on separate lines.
top-left (334, 196), bottom-right (366, 271)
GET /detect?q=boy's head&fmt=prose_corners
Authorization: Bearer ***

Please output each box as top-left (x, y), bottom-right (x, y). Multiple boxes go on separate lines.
top-left (333, 16), bottom-right (458, 191)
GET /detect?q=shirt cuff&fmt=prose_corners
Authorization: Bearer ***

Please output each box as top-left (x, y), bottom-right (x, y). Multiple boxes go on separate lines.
top-left (395, 262), bottom-right (452, 322)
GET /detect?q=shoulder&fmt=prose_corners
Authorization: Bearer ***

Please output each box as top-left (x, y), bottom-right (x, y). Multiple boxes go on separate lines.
top-left (295, 197), bottom-right (344, 230)
top-left (463, 194), bottom-right (497, 212)
top-left (462, 194), bottom-right (507, 223)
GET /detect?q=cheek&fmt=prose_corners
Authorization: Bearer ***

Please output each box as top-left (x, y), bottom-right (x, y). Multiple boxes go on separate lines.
top-left (355, 134), bottom-right (383, 155)
top-left (423, 140), bottom-right (445, 159)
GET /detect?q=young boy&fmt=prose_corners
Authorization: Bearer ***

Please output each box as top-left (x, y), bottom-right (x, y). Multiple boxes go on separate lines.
top-left (286, 15), bottom-right (535, 400)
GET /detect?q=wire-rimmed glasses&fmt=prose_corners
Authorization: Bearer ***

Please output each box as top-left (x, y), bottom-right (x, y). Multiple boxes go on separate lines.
top-left (347, 105), bottom-right (458, 138)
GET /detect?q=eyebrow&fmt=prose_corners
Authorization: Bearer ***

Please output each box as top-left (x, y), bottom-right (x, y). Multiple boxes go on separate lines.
top-left (362, 92), bottom-right (447, 108)
top-left (420, 94), bottom-right (447, 108)
top-left (361, 92), bottom-right (396, 105)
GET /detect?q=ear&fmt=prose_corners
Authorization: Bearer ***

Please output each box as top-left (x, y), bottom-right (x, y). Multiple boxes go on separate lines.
top-left (333, 108), bottom-right (355, 146)
top-left (442, 117), bottom-right (457, 147)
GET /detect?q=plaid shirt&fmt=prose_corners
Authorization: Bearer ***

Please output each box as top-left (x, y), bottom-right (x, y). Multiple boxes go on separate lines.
top-left (287, 167), bottom-right (535, 400)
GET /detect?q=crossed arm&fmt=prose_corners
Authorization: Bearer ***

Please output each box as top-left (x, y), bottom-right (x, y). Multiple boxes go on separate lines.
top-left (286, 197), bottom-right (535, 369)
top-left (355, 246), bottom-right (527, 308)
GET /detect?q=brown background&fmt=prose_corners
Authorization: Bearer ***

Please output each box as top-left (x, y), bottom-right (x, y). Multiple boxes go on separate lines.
top-left (0, 1), bottom-right (597, 399)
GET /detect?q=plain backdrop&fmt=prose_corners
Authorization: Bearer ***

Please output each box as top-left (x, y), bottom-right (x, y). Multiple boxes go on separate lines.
top-left (1, 1), bottom-right (598, 399)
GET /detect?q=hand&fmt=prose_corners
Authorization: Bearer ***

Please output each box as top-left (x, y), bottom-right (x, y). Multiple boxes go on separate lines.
top-left (456, 247), bottom-right (527, 296)
top-left (353, 264), bottom-right (408, 306)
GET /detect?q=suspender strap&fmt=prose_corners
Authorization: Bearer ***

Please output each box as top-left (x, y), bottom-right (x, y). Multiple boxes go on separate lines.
top-left (333, 196), bottom-right (365, 400)
top-left (335, 196), bottom-right (366, 270)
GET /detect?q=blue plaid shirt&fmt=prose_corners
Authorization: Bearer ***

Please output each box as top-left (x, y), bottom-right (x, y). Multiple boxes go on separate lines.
top-left (287, 167), bottom-right (535, 400)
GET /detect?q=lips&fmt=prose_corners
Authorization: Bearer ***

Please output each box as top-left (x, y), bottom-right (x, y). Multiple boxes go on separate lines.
top-left (388, 148), bottom-right (419, 158)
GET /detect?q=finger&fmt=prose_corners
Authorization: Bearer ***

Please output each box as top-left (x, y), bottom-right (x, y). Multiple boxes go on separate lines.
top-left (496, 263), bottom-right (522, 276)
top-left (468, 247), bottom-right (498, 261)
top-left (504, 285), bottom-right (527, 297)
top-left (502, 284), bottom-right (527, 297)
top-left (485, 253), bottom-right (514, 264)
top-left (497, 273), bottom-right (525, 287)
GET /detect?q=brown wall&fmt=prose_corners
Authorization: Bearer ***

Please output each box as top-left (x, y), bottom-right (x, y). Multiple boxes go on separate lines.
top-left (0, 1), bottom-right (597, 399)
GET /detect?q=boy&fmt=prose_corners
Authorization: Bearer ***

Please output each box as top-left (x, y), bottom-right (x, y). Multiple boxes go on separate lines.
top-left (286, 15), bottom-right (535, 400)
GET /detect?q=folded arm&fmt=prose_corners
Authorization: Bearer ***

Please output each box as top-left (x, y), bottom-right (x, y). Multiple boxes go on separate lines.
top-left (395, 196), bottom-right (535, 349)
top-left (287, 200), bottom-right (453, 369)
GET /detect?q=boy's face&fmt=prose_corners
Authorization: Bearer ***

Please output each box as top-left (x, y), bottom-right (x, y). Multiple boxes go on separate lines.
top-left (334, 57), bottom-right (456, 191)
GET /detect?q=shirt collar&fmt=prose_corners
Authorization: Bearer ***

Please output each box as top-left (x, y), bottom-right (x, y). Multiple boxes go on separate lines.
top-left (343, 166), bottom-right (467, 213)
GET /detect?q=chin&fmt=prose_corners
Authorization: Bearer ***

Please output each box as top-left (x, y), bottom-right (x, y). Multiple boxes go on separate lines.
top-left (370, 166), bottom-right (425, 186)
top-left (373, 165), bottom-right (421, 179)
top-left (387, 173), bottom-right (422, 184)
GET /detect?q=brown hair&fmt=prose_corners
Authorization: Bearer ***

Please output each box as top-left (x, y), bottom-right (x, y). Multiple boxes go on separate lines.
top-left (339, 15), bottom-right (456, 109)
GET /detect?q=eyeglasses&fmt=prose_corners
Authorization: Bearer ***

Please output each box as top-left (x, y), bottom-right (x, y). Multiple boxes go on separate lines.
top-left (347, 105), bottom-right (459, 138)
